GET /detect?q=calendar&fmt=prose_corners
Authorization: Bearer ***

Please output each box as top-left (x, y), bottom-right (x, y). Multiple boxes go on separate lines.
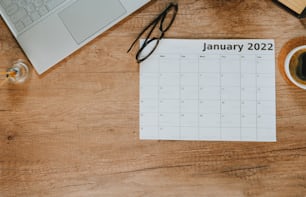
top-left (140, 39), bottom-right (276, 142)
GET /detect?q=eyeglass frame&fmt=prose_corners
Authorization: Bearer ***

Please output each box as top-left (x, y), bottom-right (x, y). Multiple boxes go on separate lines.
top-left (127, 2), bottom-right (178, 63)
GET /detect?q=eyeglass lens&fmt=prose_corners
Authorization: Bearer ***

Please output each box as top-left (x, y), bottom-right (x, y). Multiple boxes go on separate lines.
top-left (138, 3), bottom-right (178, 62)
top-left (160, 4), bottom-right (177, 32)
top-left (137, 39), bottom-right (160, 62)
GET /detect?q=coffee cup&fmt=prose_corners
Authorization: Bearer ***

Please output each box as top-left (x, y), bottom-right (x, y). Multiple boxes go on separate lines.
top-left (284, 45), bottom-right (306, 89)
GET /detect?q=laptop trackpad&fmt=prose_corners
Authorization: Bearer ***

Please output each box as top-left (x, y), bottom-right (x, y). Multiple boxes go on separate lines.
top-left (59, 0), bottom-right (126, 44)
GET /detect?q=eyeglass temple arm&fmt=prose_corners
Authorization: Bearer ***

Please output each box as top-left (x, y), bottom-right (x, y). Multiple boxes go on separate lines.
top-left (127, 16), bottom-right (161, 53)
top-left (127, 3), bottom-right (178, 53)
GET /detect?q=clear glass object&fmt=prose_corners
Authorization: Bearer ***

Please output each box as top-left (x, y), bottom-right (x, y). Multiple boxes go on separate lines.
top-left (0, 60), bottom-right (30, 86)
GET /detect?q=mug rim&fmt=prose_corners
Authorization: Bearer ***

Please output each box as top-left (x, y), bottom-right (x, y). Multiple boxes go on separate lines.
top-left (284, 45), bottom-right (306, 89)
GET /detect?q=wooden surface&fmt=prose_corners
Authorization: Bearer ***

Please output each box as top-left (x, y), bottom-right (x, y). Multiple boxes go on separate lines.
top-left (1, 0), bottom-right (306, 196)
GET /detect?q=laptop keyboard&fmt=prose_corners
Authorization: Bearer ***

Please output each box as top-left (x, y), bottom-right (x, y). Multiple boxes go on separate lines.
top-left (0, 0), bottom-right (67, 33)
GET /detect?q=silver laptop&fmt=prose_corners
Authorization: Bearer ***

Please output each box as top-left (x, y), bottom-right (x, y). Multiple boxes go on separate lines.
top-left (0, 0), bottom-right (150, 74)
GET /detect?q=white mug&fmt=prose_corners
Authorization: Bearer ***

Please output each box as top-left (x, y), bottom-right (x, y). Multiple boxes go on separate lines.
top-left (284, 45), bottom-right (306, 90)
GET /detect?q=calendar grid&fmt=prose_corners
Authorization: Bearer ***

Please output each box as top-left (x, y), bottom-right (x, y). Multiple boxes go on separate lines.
top-left (140, 39), bottom-right (276, 142)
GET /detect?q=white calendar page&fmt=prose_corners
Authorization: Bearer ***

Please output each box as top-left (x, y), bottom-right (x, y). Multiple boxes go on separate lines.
top-left (140, 39), bottom-right (276, 142)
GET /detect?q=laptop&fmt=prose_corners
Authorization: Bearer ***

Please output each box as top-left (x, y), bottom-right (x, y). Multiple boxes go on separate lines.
top-left (0, 0), bottom-right (150, 74)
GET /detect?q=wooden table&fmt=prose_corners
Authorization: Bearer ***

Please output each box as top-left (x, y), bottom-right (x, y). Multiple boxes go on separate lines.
top-left (1, 0), bottom-right (306, 196)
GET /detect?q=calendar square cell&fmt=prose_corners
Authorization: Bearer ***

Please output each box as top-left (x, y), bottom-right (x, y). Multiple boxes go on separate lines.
top-left (241, 56), bottom-right (256, 73)
top-left (141, 58), bottom-right (159, 73)
top-left (221, 114), bottom-right (240, 127)
top-left (159, 113), bottom-right (180, 127)
top-left (140, 126), bottom-right (159, 140)
top-left (181, 86), bottom-right (199, 99)
top-left (141, 86), bottom-right (158, 99)
top-left (181, 99), bottom-right (199, 113)
top-left (159, 126), bottom-right (180, 140)
top-left (199, 56), bottom-right (220, 73)
top-left (199, 73), bottom-right (220, 86)
top-left (199, 86), bottom-right (220, 99)
top-left (257, 114), bottom-right (276, 129)
top-left (241, 101), bottom-right (256, 114)
top-left (221, 56), bottom-right (240, 73)
top-left (181, 58), bottom-right (198, 72)
top-left (159, 99), bottom-right (180, 113)
top-left (181, 73), bottom-right (198, 86)
top-left (221, 87), bottom-right (240, 100)
top-left (140, 99), bottom-right (158, 113)
top-left (257, 87), bottom-right (275, 100)
top-left (241, 128), bottom-right (257, 141)
top-left (221, 73), bottom-right (241, 87)
top-left (241, 74), bottom-right (256, 87)
top-left (257, 128), bottom-right (276, 142)
top-left (159, 86), bottom-right (180, 99)
top-left (257, 74), bottom-right (275, 87)
top-left (221, 100), bottom-right (240, 114)
top-left (159, 73), bottom-right (180, 86)
top-left (257, 101), bottom-right (275, 115)
top-left (180, 113), bottom-right (199, 127)
top-left (241, 87), bottom-right (256, 100)
top-left (199, 113), bottom-right (220, 127)
top-left (199, 100), bottom-right (220, 113)
top-left (181, 127), bottom-right (199, 140)
top-left (257, 58), bottom-right (274, 74)
top-left (160, 58), bottom-right (180, 73)
top-left (140, 113), bottom-right (158, 126)
top-left (241, 114), bottom-right (256, 127)
top-left (221, 127), bottom-right (241, 141)
top-left (141, 73), bottom-right (159, 86)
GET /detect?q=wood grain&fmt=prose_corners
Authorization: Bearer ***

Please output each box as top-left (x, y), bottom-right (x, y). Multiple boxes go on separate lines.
top-left (1, 0), bottom-right (306, 196)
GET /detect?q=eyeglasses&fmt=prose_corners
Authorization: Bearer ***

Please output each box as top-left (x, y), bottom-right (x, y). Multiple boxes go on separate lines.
top-left (127, 2), bottom-right (178, 63)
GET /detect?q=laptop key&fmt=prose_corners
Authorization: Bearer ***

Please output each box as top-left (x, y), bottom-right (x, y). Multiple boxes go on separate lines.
top-left (17, 0), bottom-right (27, 7)
top-left (25, 3), bottom-right (36, 13)
top-left (0, 0), bottom-right (12, 8)
top-left (15, 21), bottom-right (24, 32)
top-left (46, 0), bottom-right (66, 10)
top-left (1, 0), bottom-right (69, 33)
top-left (11, 8), bottom-right (27, 23)
top-left (33, 0), bottom-right (44, 8)
top-left (30, 11), bottom-right (40, 21)
top-left (38, 6), bottom-right (48, 16)
top-left (22, 16), bottom-right (33, 26)
top-left (5, 4), bottom-right (18, 15)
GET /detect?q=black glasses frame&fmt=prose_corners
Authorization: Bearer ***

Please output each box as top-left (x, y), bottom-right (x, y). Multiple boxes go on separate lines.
top-left (127, 2), bottom-right (178, 63)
